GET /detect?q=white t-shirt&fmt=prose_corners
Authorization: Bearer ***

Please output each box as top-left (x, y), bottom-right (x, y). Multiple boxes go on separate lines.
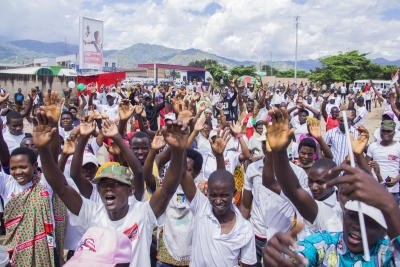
top-left (70, 198), bottom-right (160, 267)
top-left (340, 86), bottom-right (347, 94)
top-left (195, 132), bottom-right (211, 152)
top-left (59, 127), bottom-right (73, 140)
top-left (355, 106), bottom-right (367, 127)
top-left (291, 120), bottom-right (308, 142)
top-left (244, 159), bottom-right (307, 239)
top-left (367, 142), bottom-right (400, 193)
top-left (3, 130), bottom-right (25, 154)
top-left (325, 103), bottom-right (338, 115)
top-left (197, 150), bottom-right (241, 180)
top-left (83, 95), bottom-right (89, 109)
top-left (225, 135), bottom-right (249, 152)
top-left (97, 104), bottom-right (119, 121)
top-left (189, 189), bottom-right (257, 266)
top-left (334, 95), bottom-right (341, 107)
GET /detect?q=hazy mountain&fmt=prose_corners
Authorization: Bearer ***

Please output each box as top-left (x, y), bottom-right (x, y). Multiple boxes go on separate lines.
top-left (1, 40), bottom-right (399, 71)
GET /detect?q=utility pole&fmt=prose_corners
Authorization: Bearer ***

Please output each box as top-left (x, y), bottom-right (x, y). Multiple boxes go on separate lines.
top-left (64, 37), bottom-right (69, 56)
top-left (294, 16), bottom-right (301, 85)
top-left (270, 52), bottom-right (273, 76)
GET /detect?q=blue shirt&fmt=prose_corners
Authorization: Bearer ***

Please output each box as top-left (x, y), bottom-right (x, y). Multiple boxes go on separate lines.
top-left (296, 231), bottom-right (400, 266)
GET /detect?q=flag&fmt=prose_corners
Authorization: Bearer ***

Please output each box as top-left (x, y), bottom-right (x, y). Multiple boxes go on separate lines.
top-left (390, 69), bottom-right (400, 87)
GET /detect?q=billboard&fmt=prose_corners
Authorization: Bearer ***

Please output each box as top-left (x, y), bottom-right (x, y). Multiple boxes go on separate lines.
top-left (79, 17), bottom-right (103, 71)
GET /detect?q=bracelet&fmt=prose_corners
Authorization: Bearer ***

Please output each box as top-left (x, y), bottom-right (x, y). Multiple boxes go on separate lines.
top-left (236, 134), bottom-right (243, 139)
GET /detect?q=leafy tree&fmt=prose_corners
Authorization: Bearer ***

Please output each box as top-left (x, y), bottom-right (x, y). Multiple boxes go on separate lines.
top-left (276, 69), bottom-right (309, 78)
top-left (262, 65), bottom-right (279, 76)
top-left (229, 65), bottom-right (257, 78)
top-left (205, 64), bottom-right (230, 85)
top-left (188, 59), bottom-right (218, 68)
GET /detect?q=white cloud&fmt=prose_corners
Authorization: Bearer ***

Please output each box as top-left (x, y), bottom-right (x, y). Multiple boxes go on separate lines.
top-left (0, 0), bottom-right (400, 61)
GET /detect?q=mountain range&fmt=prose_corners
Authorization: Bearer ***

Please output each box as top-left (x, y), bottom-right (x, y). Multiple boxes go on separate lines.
top-left (1, 40), bottom-right (400, 71)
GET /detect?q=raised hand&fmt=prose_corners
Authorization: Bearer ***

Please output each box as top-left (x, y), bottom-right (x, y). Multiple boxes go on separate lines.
top-left (104, 142), bottom-right (121, 156)
top-left (209, 129), bottom-right (231, 155)
top-left (63, 130), bottom-right (79, 155)
top-left (89, 84), bottom-right (97, 94)
top-left (41, 91), bottom-right (64, 123)
top-left (101, 119), bottom-right (119, 138)
top-left (0, 93), bottom-right (10, 105)
top-left (350, 126), bottom-right (369, 156)
top-left (118, 99), bottom-right (135, 121)
top-left (264, 107), bottom-right (295, 152)
top-left (198, 102), bottom-right (206, 112)
top-left (87, 105), bottom-right (102, 120)
top-left (28, 88), bottom-right (37, 101)
top-left (308, 118), bottom-right (322, 139)
top-left (191, 93), bottom-right (201, 102)
top-left (177, 110), bottom-right (194, 125)
top-left (32, 111), bottom-right (57, 149)
top-left (151, 130), bottom-right (166, 151)
top-left (368, 161), bottom-right (380, 176)
top-left (116, 83), bottom-right (121, 94)
top-left (161, 120), bottom-right (189, 150)
top-left (80, 116), bottom-right (96, 137)
top-left (229, 120), bottom-right (242, 136)
top-left (323, 91), bottom-right (331, 99)
top-left (194, 117), bottom-right (206, 132)
top-left (262, 222), bottom-right (308, 267)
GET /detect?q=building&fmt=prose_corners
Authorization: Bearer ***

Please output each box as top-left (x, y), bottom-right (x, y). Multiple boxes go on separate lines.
top-left (34, 54), bottom-right (118, 73)
top-left (137, 63), bottom-right (208, 83)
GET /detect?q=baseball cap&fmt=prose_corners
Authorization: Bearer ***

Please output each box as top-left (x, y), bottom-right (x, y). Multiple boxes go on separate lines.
top-left (382, 111), bottom-right (394, 120)
top-left (106, 92), bottom-right (114, 97)
top-left (82, 152), bottom-right (99, 167)
top-left (164, 113), bottom-right (176, 122)
top-left (64, 227), bottom-right (132, 267)
top-left (241, 92), bottom-right (249, 97)
top-left (312, 88), bottom-right (317, 92)
top-left (345, 201), bottom-right (387, 229)
top-left (381, 120), bottom-right (396, 131)
top-left (143, 93), bottom-right (152, 99)
top-left (328, 95), bottom-right (335, 100)
top-left (209, 129), bottom-right (219, 139)
top-left (92, 163), bottom-right (133, 186)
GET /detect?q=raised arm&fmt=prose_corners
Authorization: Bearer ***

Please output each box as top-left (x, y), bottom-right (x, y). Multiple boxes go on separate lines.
top-left (134, 105), bottom-right (156, 139)
top-left (149, 120), bottom-right (188, 218)
top-left (118, 99), bottom-right (135, 136)
top-left (370, 80), bottom-right (384, 103)
top-left (209, 129), bottom-right (231, 170)
top-left (102, 119), bottom-right (144, 201)
top-left (267, 107), bottom-right (319, 224)
top-left (70, 118), bottom-right (96, 199)
top-left (187, 117), bottom-right (205, 148)
top-left (143, 131), bottom-right (166, 192)
top-left (308, 118), bottom-right (333, 159)
top-left (34, 111), bottom-right (83, 216)
top-left (0, 119), bottom-right (10, 166)
top-left (180, 150), bottom-right (197, 202)
top-left (59, 127), bottom-right (79, 172)
top-left (262, 140), bottom-right (281, 194)
top-left (230, 121), bottom-right (251, 161)
top-left (20, 88), bottom-right (36, 118)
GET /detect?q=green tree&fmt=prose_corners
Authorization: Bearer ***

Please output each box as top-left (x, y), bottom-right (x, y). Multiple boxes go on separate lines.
top-left (261, 65), bottom-right (279, 76)
top-left (205, 64), bottom-right (230, 85)
top-left (188, 59), bottom-right (218, 68)
top-left (276, 69), bottom-right (309, 78)
top-left (229, 65), bottom-right (257, 78)
top-left (308, 51), bottom-right (373, 84)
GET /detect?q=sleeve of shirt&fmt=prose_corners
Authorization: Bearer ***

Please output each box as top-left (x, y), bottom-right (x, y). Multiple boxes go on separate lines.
top-left (70, 197), bottom-right (99, 228)
top-left (189, 188), bottom-right (209, 217)
top-left (243, 167), bottom-right (253, 191)
top-left (366, 143), bottom-right (373, 158)
top-left (386, 236), bottom-right (400, 266)
top-left (322, 131), bottom-right (331, 145)
top-left (141, 200), bottom-right (164, 228)
top-left (0, 172), bottom-right (8, 196)
top-left (239, 231), bottom-right (257, 265)
top-left (295, 233), bottom-right (322, 266)
top-left (90, 138), bottom-right (101, 156)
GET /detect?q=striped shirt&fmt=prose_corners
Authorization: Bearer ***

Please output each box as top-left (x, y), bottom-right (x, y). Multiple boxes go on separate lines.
top-left (323, 126), bottom-right (359, 165)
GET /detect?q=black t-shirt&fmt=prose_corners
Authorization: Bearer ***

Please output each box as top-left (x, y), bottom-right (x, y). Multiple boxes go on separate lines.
top-left (14, 93), bottom-right (24, 105)
top-left (144, 102), bottom-right (165, 131)
top-left (217, 90), bottom-right (237, 119)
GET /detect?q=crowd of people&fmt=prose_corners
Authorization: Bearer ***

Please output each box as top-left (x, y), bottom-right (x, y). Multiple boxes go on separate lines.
top-left (0, 76), bottom-right (398, 267)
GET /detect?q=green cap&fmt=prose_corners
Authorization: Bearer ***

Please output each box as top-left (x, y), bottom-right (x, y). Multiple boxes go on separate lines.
top-left (92, 164), bottom-right (133, 186)
top-left (381, 120), bottom-right (396, 131)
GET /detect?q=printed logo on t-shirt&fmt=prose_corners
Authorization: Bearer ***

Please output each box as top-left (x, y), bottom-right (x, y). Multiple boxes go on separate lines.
top-left (388, 154), bottom-right (398, 161)
top-left (176, 193), bottom-right (186, 204)
top-left (224, 158), bottom-right (231, 168)
top-left (76, 237), bottom-right (96, 252)
top-left (124, 223), bottom-right (139, 240)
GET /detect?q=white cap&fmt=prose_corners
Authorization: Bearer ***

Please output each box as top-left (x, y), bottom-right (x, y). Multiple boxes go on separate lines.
top-left (345, 201), bottom-right (387, 229)
top-left (209, 129), bottom-right (219, 139)
top-left (106, 92), bottom-right (114, 97)
top-left (82, 152), bottom-right (99, 167)
top-left (164, 113), bottom-right (176, 122)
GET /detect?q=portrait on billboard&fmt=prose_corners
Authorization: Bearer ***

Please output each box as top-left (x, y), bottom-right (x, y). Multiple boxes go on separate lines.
top-left (80, 17), bottom-right (103, 69)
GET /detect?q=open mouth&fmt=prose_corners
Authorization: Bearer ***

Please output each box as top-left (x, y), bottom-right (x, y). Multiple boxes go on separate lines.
top-left (104, 195), bottom-right (116, 205)
top-left (348, 232), bottom-right (362, 245)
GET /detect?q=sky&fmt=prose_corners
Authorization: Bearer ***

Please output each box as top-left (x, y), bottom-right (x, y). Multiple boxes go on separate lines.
top-left (1, 0), bottom-right (400, 61)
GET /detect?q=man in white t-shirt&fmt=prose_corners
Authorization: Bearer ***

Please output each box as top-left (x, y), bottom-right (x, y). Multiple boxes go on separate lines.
top-left (373, 111), bottom-right (400, 143)
top-left (266, 108), bottom-right (343, 233)
top-left (3, 111), bottom-right (25, 154)
top-left (239, 135), bottom-right (308, 267)
top-left (353, 96), bottom-right (367, 127)
top-left (89, 91), bottom-right (119, 122)
top-left (181, 167), bottom-right (257, 266)
top-left (366, 120), bottom-right (400, 203)
top-left (35, 113), bottom-right (189, 267)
